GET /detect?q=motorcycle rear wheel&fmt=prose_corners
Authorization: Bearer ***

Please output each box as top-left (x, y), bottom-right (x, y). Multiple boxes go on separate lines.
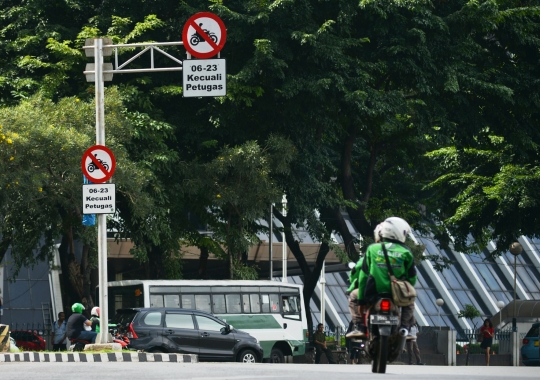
top-left (371, 336), bottom-right (388, 373)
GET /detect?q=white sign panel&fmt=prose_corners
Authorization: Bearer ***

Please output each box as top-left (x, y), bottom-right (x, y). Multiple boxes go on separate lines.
top-left (83, 184), bottom-right (116, 214)
top-left (183, 59), bottom-right (226, 97)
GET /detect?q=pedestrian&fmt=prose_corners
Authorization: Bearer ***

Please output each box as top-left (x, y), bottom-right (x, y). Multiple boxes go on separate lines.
top-left (51, 312), bottom-right (67, 351)
top-left (313, 323), bottom-right (336, 364)
top-left (479, 319), bottom-right (495, 366)
top-left (346, 320), bottom-right (361, 364)
top-left (406, 323), bottom-right (424, 365)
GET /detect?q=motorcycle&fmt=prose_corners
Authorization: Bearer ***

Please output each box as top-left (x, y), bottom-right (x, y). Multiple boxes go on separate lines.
top-left (87, 154), bottom-right (109, 173)
top-left (356, 296), bottom-right (407, 373)
top-left (110, 325), bottom-right (130, 349)
top-left (190, 23), bottom-right (219, 46)
top-left (349, 339), bottom-right (369, 364)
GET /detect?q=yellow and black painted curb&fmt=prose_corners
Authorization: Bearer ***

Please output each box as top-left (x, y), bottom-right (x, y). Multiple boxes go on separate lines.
top-left (0, 352), bottom-right (198, 363)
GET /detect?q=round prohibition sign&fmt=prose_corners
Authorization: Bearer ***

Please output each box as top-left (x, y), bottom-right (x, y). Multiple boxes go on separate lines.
top-left (182, 12), bottom-right (227, 59)
top-left (81, 145), bottom-right (116, 183)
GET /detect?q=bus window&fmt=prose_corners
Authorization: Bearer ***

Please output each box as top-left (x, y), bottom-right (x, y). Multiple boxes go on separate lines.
top-left (213, 294), bottom-right (226, 314)
top-left (270, 294), bottom-right (280, 313)
top-left (282, 295), bottom-right (301, 320)
top-left (250, 294), bottom-right (260, 313)
top-left (195, 294), bottom-right (211, 313)
top-left (226, 294), bottom-right (241, 314)
top-left (242, 294), bottom-right (250, 312)
top-left (181, 294), bottom-right (195, 309)
top-left (261, 294), bottom-right (270, 313)
top-left (150, 295), bottom-right (164, 308)
top-left (164, 295), bottom-right (180, 308)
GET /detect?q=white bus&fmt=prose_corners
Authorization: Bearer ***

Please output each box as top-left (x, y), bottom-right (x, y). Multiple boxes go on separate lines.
top-left (101, 280), bottom-right (308, 362)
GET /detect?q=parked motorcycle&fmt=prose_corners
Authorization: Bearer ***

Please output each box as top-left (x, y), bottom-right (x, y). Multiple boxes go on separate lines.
top-left (110, 325), bottom-right (130, 349)
top-left (357, 296), bottom-right (407, 373)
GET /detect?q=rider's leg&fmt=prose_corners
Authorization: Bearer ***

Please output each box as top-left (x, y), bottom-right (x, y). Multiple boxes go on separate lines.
top-left (347, 289), bottom-right (359, 321)
top-left (401, 304), bottom-right (416, 330)
top-left (345, 290), bottom-right (366, 338)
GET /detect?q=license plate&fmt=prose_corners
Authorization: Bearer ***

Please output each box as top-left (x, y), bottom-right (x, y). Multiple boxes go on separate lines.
top-left (370, 315), bottom-right (399, 325)
top-left (535, 341), bottom-right (539, 347)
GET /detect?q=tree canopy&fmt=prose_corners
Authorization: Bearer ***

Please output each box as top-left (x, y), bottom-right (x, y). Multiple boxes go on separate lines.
top-left (1, 0), bottom-right (540, 327)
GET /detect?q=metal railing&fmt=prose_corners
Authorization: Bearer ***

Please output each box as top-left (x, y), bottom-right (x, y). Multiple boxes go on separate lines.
top-left (8, 323), bottom-right (52, 351)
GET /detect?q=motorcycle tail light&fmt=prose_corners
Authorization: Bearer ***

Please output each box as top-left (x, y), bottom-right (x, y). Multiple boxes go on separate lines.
top-left (127, 322), bottom-right (138, 339)
top-left (380, 299), bottom-right (391, 311)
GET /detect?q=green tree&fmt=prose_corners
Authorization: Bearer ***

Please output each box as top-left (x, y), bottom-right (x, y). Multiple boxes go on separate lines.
top-left (0, 88), bottom-right (171, 309)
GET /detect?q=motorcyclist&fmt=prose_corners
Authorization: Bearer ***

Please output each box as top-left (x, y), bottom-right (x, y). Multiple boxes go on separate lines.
top-left (67, 303), bottom-right (98, 343)
top-left (345, 223), bottom-right (383, 339)
top-left (346, 217), bottom-right (417, 338)
top-left (90, 306), bottom-right (100, 332)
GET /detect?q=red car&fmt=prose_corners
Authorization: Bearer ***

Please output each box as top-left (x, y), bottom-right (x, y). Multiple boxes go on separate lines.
top-left (10, 330), bottom-right (46, 351)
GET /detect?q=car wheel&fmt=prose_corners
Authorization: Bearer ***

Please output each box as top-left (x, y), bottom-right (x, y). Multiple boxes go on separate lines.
top-left (238, 349), bottom-right (257, 363)
top-left (270, 348), bottom-right (284, 363)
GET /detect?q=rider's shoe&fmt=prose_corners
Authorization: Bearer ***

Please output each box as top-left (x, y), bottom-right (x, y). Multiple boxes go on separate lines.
top-left (346, 324), bottom-right (366, 339)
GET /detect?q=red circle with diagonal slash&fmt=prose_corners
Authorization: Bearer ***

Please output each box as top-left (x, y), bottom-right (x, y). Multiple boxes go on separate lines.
top-left (182, 12), bottom-right (227, 59)
top-left (81, 145), bottom-right (116, 183)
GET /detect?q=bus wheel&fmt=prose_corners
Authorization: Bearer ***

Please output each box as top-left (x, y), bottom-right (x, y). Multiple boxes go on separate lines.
top-left (270, 348), bottom-right (284, 363)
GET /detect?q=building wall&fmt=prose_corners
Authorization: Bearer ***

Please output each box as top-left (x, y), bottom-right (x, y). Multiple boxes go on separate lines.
top-left (0, 249), bottom-right (52, 326)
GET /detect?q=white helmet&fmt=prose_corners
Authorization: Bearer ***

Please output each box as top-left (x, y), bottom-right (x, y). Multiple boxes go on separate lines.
top-left (379, 217), bottom-right (411, 243)
top-left (373, 223), bottom-right (384, 243)
top-left (90, 306), bottom-right (100, 317)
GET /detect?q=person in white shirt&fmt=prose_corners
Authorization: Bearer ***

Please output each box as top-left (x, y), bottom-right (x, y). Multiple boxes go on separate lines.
top-left (51, 312), bottom-right (67, 351)
top-left (406, 324), bottom-right (425, 365)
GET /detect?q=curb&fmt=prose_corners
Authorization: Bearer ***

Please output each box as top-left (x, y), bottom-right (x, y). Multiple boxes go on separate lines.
top-left (0, 352), bottom-right (198, 363)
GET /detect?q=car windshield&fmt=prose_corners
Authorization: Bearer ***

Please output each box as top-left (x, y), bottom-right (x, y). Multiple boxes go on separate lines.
top-left (110, 309), bottom-right (138, 327)
top-left (525, 325), bottom-right (539, 338)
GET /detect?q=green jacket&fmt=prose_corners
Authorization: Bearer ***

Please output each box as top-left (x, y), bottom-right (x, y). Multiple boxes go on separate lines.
top-left (347, 257), bottom-right (364, 293)
top-left (357, 242), bottom-right (417, 301)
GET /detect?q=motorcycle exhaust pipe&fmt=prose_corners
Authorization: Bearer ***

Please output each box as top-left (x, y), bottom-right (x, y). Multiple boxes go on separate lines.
top-left (398, 327), bottom-right (409, 337)
top-left (397, 331), bottom-right (408, 354)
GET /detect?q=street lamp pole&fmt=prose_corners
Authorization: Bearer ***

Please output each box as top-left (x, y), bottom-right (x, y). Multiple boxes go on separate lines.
top-left (496, 301), bottom-right (505, 328)
top-left (269, 204), bottom-right (273, 280)
top-left (281, 195), bottom-right (287, 283)
top-left (509, 242), bottom-right (523, 332)
top-left (436, 298), bottom-right (444, 330)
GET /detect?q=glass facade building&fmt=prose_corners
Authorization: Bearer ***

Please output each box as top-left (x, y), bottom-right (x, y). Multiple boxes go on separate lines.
top-left (289, 232), bottom-right (540, 336)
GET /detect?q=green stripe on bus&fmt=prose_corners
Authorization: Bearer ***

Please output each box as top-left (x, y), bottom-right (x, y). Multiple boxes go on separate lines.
top-left (215, 314), bottom-right (282, 329)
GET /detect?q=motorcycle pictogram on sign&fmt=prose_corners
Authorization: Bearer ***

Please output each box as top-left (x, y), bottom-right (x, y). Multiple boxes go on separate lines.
top-left (81, 145), bottom-right (116, 183)
top-left (182, 12), bottom-right (227, 59)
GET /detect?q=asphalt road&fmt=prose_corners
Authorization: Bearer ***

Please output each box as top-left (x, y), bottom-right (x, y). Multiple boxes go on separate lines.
top-left (0, 362), bottom-right (538, 380)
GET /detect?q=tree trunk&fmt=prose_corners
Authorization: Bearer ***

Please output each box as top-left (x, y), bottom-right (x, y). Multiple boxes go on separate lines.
top-left (80, 243), bottom-right (95, 311)
top-left (320, 207), bottom-right (359, 262)
top-left (147, 245), bottom-right (166, 279)
top-left (198, 246), bottom-right (209, 279)
top-left (340, 126), bottom-right (377, 236)
top-left (0, 237), bottom-right (12, 265)
top-left (273, 208), bottom-right (331, 338)
top-left (58, 229), bottom-right (88, 310)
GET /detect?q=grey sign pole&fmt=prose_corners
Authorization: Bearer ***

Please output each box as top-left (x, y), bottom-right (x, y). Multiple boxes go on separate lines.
top-left (83, 38), bottom-right (189, 343)
top-left (94, 38), bottom-right (109, 344)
